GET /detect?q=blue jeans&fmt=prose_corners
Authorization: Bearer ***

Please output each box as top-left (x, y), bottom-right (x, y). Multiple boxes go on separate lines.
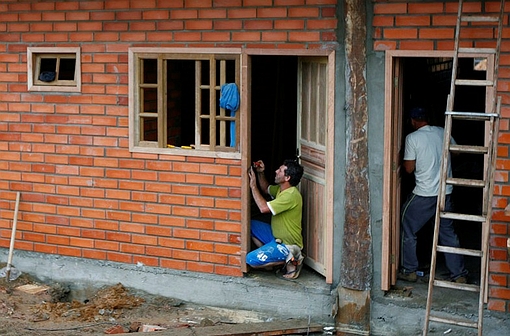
top-left (246, 220), bottom-right (290, 267)
top-left (401, 194), bottom-right (467, 280)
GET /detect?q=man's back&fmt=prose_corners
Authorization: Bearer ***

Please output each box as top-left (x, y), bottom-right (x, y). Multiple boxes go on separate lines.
top-left (404, 125), bottom-right (453, 196)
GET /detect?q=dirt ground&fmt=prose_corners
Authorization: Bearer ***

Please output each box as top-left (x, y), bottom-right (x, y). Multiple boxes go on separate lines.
top-left (0, 263), bottom-right (289, 336)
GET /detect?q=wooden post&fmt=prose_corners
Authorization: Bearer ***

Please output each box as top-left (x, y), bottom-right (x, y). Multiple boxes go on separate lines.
top-left (336, 0), bottom-right (372, 334)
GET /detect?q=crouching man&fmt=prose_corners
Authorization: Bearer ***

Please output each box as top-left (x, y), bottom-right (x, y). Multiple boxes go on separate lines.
top-left (246, 159), bottom-right (305, 279)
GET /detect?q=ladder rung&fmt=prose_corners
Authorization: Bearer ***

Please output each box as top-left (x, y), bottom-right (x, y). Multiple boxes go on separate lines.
top-left (449, 144), bottom-right (488, 154)
top-left (458, 47), bottom-right (497, 54)
top-left (445, 111), bottom-right (499, 120)
top-left (429, 314), bottom-right (478, 329)
top-left (440, 212), bottom-right (486, 222)
top-left (437, 245), bottom-right (483, 257)
top-left (446, 177), bottom-right (485, 188)
top-left (461, 14), bottom-right (499, 23)
top-left (433, 279), bottom-right (480, 292)
top-left (455, 79), bottom-right (494, 86)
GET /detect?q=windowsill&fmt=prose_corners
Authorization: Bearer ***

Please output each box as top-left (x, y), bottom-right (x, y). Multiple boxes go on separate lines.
top-left (129, 145), bottom-right (242, 160)
top-left (28, 84), bottom-right (81, 93)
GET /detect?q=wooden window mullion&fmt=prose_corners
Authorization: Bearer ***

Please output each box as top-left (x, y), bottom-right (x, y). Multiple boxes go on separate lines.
top-left (209, 55), bottom-right (216, 150)
top-left (219, 59), bottom-right (226, 147)
top-left (195, 60), bottom-right (202, 149)
top-left (157, 57), bottom-right (164, 148)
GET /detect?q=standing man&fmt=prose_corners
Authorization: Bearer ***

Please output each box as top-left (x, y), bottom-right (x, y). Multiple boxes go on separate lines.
top-left (399, 107), bottom-right (468, 283)
top-left (247, 159), bottom-right (305, 279)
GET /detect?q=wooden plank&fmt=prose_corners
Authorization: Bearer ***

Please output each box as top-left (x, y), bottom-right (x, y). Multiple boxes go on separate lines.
top-left (325, 51), bottom-right (335, 284)
top-left (240, 53), bottom-right (250, 274)
top-left (151, 320), bottom-right (324, 336)
top-left (429, 315), bottom-right (478, 329)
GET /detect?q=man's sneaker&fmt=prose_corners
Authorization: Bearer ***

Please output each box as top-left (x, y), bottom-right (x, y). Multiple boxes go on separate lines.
top-left (398, 271), bottom-right (417, 282)
top-left (453, 276), bottom-right (467, 284)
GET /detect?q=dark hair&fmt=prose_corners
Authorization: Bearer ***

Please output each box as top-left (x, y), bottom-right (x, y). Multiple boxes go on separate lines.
top-left (283, 159), bottom-right (304, 186)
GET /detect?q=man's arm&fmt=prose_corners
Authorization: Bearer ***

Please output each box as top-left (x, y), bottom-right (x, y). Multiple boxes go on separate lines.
top-left (403, 159), bottom-right (416, 174)
top-left (249, 167), bottom-right (271, 213)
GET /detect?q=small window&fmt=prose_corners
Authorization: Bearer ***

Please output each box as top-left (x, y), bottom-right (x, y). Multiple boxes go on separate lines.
top-left (129, 49), bottom-right (240, 155)
top-left (27, 47), bottom-right (81, 92)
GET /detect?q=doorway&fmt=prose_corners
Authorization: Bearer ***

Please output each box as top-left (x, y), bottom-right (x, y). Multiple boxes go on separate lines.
top-left (246, 53), bottom-right (335, 283)
top-left (382, 51), bottom-right (492, 290)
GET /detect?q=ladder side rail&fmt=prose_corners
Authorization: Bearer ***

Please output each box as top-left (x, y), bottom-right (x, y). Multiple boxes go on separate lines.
top-left (491, 1), bottom-right (505, 111)
top-left (447, 0), bottom-right (464, 112)
top-left (481, 117), bottom-right (496, 212)
top-left (482, 97), bottom-right (501, 308)
top-left (423, 111), bottom-right (455, 336)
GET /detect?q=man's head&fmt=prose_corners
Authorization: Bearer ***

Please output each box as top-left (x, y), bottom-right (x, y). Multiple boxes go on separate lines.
top-left (409, 107), bottom-right (428, 121)
top-left (275, 159), bottom-right (304, 186)
top-left (409, 107), bottom-right (429, 129)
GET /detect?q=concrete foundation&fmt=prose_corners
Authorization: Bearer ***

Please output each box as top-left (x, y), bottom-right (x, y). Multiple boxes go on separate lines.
top-left (3, 249), bottom-right (509, 335)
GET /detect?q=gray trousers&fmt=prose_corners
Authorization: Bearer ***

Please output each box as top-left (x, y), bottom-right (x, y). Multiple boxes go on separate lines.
top-left (401, 193), bottom-right (467, 280)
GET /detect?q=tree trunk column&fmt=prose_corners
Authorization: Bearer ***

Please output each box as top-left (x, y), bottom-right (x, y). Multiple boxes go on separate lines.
top-left (336, 0), bottom-right (372, 335)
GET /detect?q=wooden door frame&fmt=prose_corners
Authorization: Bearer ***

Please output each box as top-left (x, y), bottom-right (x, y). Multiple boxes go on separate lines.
top-left (240, 49), bottom-right (335, 283)
top-left (382, 50), bottom-right (494, 291)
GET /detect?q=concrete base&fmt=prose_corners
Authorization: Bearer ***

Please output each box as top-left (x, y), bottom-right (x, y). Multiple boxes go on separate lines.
top-left (3, 249), bottom-right (509, 335)
top-left (1, 249), bottom-right (335, 324)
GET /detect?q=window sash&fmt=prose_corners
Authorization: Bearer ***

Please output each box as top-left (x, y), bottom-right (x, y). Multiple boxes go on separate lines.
top-left (133, 53), bottom-right (240, 153)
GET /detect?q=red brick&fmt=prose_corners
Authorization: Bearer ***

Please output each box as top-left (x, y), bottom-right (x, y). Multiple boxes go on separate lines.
top-left (198, 8), bottom-right (226, 19)
top-left (215, 221), bottom-right (241, 233)
top-left (160, 258), bottom-right (186, 270)
top-left (58, 246), bottom-right (82, 257)
top-left (134, 256), bottom-right (159, 267)
top-left (187, 261), bottom-right (214, 273)
top-left (383, 28), bottom-right (418, 39)
top-left (143, 10), bottom-right (170, 20)
top-left (400, 40), bottom-right (435, 50)
top-left (173, 249), bottom-right (200, 261)
top-left (408, 3), bottom-right (444, 14)
top-left (119, 222), bottom-right (145, 233)
top-left (215, 265), bottom-right (243, 277)
top-left (490, 287), bottom-right (510, 300)
top-left (107, 252), bottom-right (132, 263)
top-left (488, 299), bottom-right (507, 312)
top-left (34, 244), bottom-right (58, 254)
top-left (374, 3), bottom-right (407, 15)
top-left (262, 31), bottom-right (287, 42)
top-left (200, 208), bottom-right (229, 220)
top-left (201, 231), bottom-right (228, 243)
top-left (200, 252), bottom-right (228, 264)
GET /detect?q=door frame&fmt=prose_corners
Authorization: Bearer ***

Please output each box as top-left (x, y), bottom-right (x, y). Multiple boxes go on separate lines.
top-left (382, 50), bottom-right (495, 290)
top-left (240, 49), bottom-right (335, 283)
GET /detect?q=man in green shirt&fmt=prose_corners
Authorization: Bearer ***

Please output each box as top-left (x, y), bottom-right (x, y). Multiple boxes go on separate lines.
top-left (246, 159), bottom-right (305, 279)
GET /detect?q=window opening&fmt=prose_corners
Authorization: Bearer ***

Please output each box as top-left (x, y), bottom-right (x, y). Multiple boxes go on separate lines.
top-left (27, 47), bottom-right (81, 92)
top-left (131, 52), bottom-right (240, 153)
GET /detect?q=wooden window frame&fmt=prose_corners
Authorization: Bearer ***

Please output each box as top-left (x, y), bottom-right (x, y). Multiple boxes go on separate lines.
top-left (27, 47), bottom-right (81, 93)
top-left (128, 48), bottom-right (242, 159)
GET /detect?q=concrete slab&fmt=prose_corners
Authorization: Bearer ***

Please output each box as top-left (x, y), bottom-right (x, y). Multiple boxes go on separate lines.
top-left (3, 249), bottom-right (508, 335)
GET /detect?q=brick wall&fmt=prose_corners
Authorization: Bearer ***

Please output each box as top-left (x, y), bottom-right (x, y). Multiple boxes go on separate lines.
top-left (0, 1), bottom-right (337, 278)
top-left (373, 0), bottom-right (510, 312)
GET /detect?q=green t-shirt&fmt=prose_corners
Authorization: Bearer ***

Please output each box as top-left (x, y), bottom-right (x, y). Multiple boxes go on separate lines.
top-left (267, 185), bottom-right (303, 249)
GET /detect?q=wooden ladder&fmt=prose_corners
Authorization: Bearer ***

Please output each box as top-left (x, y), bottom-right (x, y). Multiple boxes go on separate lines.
top-left (423, 1), bottom-right (504, 335)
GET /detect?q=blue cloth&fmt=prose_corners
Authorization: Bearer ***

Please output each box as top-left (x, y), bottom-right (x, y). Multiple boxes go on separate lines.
top-left (246, 220), bottom-right (290, 267)
top-left (219, 83), bottom-right (239, 112)
top-left (219, 83), bottom-right (239, 147)
top-left (401, 193), bottom-right (467, 280)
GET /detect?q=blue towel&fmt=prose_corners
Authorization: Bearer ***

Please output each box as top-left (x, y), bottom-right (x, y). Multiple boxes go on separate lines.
top-left (219, 83), bottom-right (240, 112)
top-left (219, 83), bottom-right (239, 147)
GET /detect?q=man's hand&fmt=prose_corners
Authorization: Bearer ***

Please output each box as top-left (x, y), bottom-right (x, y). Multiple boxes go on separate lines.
top-left (249, 166), bottom-right (258, 189)
top-left (253, 160), bottom-right (265, 173)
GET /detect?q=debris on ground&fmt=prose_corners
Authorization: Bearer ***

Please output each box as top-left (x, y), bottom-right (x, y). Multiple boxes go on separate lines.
top-left (0, 263), bottom-right (322, 335)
